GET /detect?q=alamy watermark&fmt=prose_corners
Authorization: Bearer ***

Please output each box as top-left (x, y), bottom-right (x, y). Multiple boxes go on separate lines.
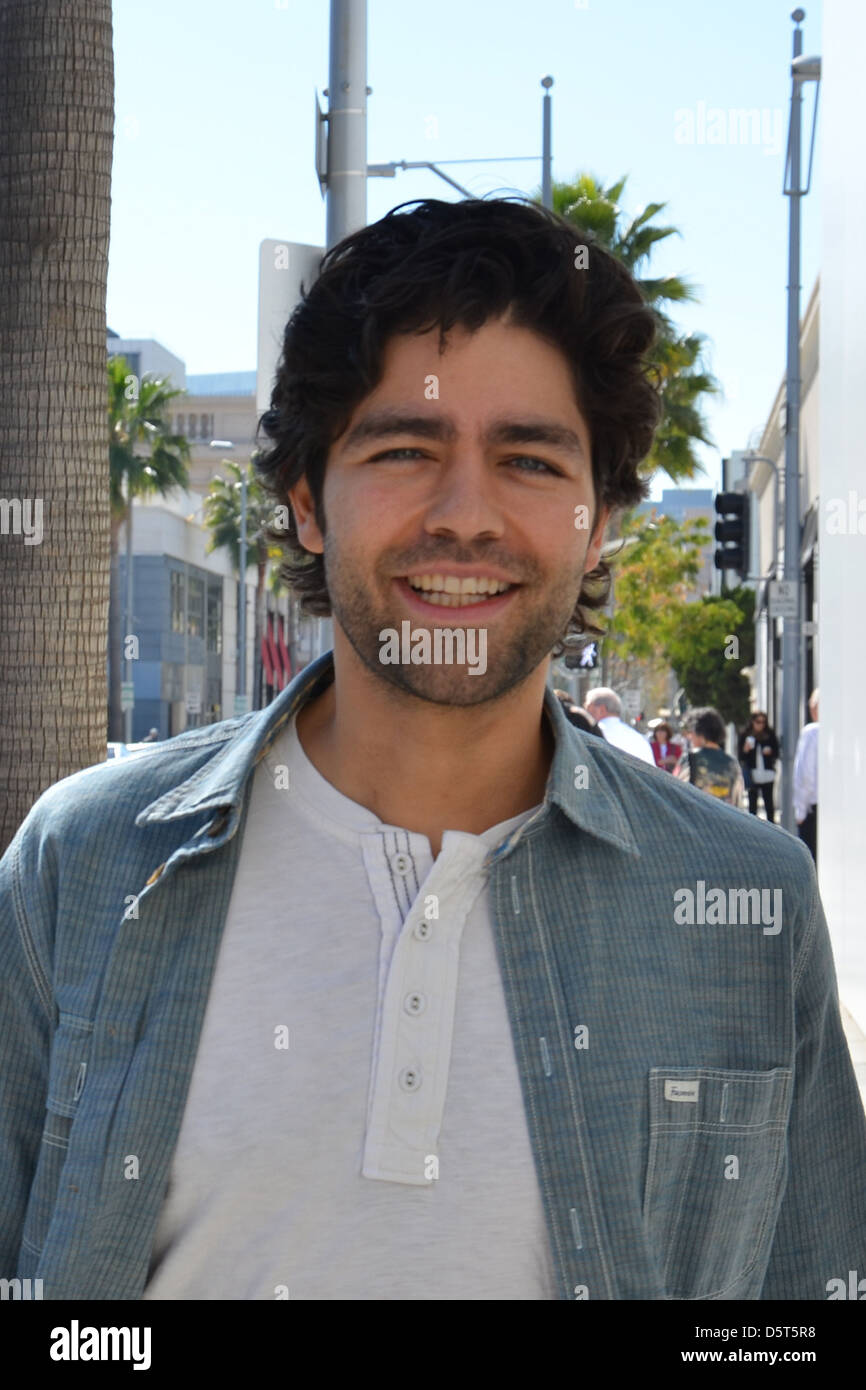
top-left (0, 497), bottom-right (43, 545)
top-left (673, 880), bottom-right (782, 935)
top-left (674, 102), bottom-right (784, 156)
top-left (379, 621), bottom-right (487, 675)
top-left (49, 1321), bottom-right (151, 1370)
top-left (0, 1277), bottom-right (43, 1300)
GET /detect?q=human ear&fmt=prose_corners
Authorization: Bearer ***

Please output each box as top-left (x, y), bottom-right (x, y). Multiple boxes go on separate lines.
top-left (288, 475), bottom-right (325, 555)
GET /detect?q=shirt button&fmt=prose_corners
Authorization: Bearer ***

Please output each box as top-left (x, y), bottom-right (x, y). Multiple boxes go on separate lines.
top-left (391, 852), bottom-right (413, 875)
top-left (403, 991), bottom-right (427, 1016)
top-left (413, 920), bottom-right (432, 941)
top-left (398, 1065), bottom-right (422, 1092)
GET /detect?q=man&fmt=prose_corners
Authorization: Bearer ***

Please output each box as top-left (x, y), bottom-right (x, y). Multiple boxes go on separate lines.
top-left (674, 706), bottom-right (745, 808)
top-left (583, 686), bottom-right (655, 765)
top-left (794, 688), bottom-right (819, 861)
top-left (553, 688), bottom-right (604, 739)
top-left (1, 199), bottom-right (864, 1301)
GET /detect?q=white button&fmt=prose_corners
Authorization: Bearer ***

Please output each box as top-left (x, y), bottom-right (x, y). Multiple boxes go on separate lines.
top-left (391, 852), bottom-right (413, 875)
top-left (398, 1065), bottom-right (422, 1092)
top-left (413, 920), bottom-right (432, 941)
top-left (403, 991), bottom-right (427, 1016)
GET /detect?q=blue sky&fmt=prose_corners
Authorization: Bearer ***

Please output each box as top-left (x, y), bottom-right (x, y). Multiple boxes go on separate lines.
top-left (109, 0), bottom-right (823, 496)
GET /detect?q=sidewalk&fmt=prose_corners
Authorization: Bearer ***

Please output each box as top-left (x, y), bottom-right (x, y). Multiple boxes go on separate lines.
top-left (841, 1003), bottom-right (866, 1111)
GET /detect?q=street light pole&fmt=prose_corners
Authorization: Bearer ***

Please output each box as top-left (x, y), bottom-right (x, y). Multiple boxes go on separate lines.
top-left (780, 8), bottom-right (821, 831)
top-left (124, 480), bottom-right (134, 743)
top-left (326, 0), bottom-right (367, 250)
top-left (318, 0), bottom-right (368, 658)
top-left (541, 77), bottom-right (553, 209)
top-left (238, 463), bottom-right (248, 706)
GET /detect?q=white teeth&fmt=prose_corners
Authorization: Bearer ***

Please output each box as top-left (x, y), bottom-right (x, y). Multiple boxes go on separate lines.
top-left (406, 574), bottom-right (512, 599)
top-left (407, 586), bottom-right (511, 608)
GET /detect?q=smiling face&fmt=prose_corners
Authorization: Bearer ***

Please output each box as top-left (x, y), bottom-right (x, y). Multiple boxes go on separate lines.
top-left (288, 314), bottom-right (610, 706)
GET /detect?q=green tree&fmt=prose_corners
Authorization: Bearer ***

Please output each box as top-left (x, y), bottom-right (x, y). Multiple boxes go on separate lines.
top-left (604, 512), bottom-right (710, 661)
top-left (599, 510), bottom-right (709, 697)
top-left (203, 458), bottom-right (282, 708)
top-left (663, 587), bottom-right (755, 727)
top-left (544, 174), bottom-right (719, 486)
top-left (108, 355), bottom-right (190, 739)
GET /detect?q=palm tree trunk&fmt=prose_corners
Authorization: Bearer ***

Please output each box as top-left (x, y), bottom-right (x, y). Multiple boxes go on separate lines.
top-left (0, 0), bottom-right (114, 853)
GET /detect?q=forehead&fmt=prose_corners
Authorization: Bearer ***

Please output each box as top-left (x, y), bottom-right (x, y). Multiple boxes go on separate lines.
top-left (343, 317), bottom-right (590, 435)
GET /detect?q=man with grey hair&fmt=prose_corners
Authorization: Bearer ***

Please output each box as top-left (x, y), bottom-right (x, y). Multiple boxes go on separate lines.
top-left (584, 686), bottom-right (655, 765)
top-left (794, 688), bottom-right (819, 861)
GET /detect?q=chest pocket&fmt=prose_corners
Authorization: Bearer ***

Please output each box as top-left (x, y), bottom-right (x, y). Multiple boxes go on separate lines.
top-left (21, 1013), bottom-right (94, 1260)
top-left (643, 1066), bottom-right (792, 1299)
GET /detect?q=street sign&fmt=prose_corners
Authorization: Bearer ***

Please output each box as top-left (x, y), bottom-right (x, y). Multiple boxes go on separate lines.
top-left (121, 681), bottom-right (135, 712)
top-left (257, 239), bottom-right (325, 414)
top-left (622, 688), bottom-right (642, 717)
top-left (186, 690), bottom-right (202, 715)
top-left (768, 580), bottom-right (799, 619)
top-left (234, 694), bottom-right (250, 717)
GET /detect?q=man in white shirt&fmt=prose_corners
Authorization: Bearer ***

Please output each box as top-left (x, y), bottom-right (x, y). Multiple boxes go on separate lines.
top-left (794, 687), bottom-right (819, 861)
top-left (583, 686), bottom-right (656, 765)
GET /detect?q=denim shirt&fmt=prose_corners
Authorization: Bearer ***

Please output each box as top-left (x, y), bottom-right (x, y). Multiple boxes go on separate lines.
top-left (1, 651), bottom-right (864, 1301)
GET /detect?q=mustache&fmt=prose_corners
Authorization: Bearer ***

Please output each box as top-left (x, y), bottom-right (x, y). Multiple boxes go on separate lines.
top-left (382, 546), bottom-right (542, 579)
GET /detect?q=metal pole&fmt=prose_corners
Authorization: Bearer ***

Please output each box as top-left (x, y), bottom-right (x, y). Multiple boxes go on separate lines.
top-left (321, 0), bottom-right (367, 658)
top-left (238, 465), bottom-right (248, 705)
top-left (541, 77), bottom-right (553, 209)
top-left (780, 10), bottom-right (804, 832)
top-left (326, 0), bottom-right (367, 250)
top-left (124, 491), bottom-right (134, 743)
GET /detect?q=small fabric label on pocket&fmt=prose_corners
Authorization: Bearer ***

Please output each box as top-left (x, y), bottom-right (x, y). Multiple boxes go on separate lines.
top-left (664, 1079), bottom-right (700, 1102)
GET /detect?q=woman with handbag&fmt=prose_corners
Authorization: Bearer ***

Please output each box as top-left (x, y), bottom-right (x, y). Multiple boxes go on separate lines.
top-left (738, 711), bottom-right (780, 822)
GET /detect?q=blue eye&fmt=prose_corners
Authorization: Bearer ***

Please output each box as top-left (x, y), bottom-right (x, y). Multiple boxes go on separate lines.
top-left (509, 455), bottom-right (559, 475)
top-left (368, 448), bottom-right (427, 462)
top-left (371, 448), bottom-right (559, 474)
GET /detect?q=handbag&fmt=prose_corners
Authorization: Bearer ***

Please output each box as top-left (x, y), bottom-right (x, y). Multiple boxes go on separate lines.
top-left (751, 743), bottom-right (776, 785)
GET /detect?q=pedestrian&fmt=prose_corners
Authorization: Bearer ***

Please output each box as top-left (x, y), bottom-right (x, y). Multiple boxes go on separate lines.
top-left (583, 686), bottom-right (656, 764)
top-left (794, 688), bottom-right (819, 861)
top-left (553, 689), bottom-right (604, 738)
top-left (1, 199), bottom-right (861, 1302)
top-left (674, 707), bottom-right (745, 808)
top-left (649, 720), bottom-right (682, 772)
top-left (738, 711), bottom-right (779, 821)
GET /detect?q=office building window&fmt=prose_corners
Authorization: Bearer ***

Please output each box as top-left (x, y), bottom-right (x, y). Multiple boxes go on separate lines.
top-left (188, 576), bottom-right (205, 639)
top-left (170, 570), bottom-right (186, 634)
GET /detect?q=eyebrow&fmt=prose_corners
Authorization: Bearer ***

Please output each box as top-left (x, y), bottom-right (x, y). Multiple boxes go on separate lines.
top-left (339, 409), bottom-right (586, 460)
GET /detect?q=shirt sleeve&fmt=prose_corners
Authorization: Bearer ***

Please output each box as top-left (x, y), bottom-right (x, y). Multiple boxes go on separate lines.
top-left (760, 863), bottom-right (866, 1297)
top-left (0, 807), bottom-right (54, 1278)
top-left (793, 726), bottom-right (818, 823)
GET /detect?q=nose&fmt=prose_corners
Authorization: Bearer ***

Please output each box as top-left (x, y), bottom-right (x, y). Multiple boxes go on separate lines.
top-left (421, 454), bottom-right (506, 545)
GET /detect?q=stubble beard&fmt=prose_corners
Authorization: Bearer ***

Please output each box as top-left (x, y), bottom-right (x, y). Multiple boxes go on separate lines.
top-left (322, 531), bottom-right (587, 707)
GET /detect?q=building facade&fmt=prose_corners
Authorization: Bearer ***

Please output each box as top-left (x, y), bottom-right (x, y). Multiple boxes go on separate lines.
top-left (108, 343), bottom-right (316, 741)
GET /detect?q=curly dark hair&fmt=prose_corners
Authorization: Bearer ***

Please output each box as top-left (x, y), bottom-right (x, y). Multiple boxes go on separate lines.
top-left (254, 195), bottom-right (662, 644)
top-left (685, 707), bottom-right (727, 746)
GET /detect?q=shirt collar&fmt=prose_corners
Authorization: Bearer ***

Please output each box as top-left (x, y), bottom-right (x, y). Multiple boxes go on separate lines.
top-left (136, 651), bottom-right (639, 856)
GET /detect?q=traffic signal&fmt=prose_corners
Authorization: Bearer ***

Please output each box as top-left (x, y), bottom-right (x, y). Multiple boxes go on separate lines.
top-left (564, 639), bottom-right (598, 670)
top-left (714, 492), bottom-right (750, 578)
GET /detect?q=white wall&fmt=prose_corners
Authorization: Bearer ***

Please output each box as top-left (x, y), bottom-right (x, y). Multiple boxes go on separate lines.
top-left (820, 0), bottom-right (866, 1029)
